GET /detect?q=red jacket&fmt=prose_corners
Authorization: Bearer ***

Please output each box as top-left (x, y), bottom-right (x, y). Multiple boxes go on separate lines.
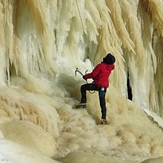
top-left (85, 62), bottom-right (114, 88)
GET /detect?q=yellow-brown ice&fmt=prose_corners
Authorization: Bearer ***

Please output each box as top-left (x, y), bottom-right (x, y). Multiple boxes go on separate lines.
top-left (0, 0), bottom-right (163, 163)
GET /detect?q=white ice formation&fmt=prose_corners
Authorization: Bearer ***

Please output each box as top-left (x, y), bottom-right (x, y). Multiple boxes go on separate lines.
top-left (0, 0), bottom-right (163, 163)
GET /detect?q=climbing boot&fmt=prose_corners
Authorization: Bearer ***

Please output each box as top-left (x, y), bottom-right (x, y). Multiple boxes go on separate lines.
top-left (101, 119), bottom-right (107, 124)
top-left (76, 103), bottom-right (86, 109)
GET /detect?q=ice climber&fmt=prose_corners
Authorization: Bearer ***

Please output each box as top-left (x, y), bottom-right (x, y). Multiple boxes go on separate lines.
top-left (77, 53), bottom-right (115, 124)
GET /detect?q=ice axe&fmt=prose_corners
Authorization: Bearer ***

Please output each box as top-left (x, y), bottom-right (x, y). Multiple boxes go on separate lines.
top-left (75, 68), bottom-right (94, 93)
top-left (75, 68), bottom-right (84, 77)
top-left (75, 68), bottom-right (88, 78)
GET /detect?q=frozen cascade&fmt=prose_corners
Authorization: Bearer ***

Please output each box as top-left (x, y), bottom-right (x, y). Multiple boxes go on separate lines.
top-left (0, 0), bottom-right (163, 163)
top-left (144, 109), bottom-right (163, 128)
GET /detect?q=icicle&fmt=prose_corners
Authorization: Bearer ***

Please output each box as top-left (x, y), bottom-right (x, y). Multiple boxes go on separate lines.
top-left (106, 0), bottom-right (135, 54)
top-left (148, 0), bottom-right (163, 37)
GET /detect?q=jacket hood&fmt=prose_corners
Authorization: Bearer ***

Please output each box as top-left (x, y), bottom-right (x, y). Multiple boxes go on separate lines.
top-left (103, 53), bottom-right (115, 64)
top-left (105, 62), bottom-right (115, 71)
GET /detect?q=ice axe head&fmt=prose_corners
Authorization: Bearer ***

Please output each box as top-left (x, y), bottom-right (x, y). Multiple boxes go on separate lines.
top-left (75, 68), bottom-right (78, 77)
top-left (75, 68), bottom-right (84, 77)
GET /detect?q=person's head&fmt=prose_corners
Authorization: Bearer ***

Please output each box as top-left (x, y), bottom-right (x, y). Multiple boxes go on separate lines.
top-left (103, 53), bottom-right (115, 64)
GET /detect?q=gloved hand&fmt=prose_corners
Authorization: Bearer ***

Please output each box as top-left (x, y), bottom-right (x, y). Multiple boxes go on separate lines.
top-left (83, 75), bottom-right (87, 80)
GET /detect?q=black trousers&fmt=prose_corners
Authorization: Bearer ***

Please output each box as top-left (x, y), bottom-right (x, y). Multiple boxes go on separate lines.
top-left (80, 83), bottom-right (107, 119)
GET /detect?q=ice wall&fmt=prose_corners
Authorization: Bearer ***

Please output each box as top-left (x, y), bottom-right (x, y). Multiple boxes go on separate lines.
top-left (0, 0), bottom-right (163, 162)
top-left (0, 0), bottom-right (162, 115)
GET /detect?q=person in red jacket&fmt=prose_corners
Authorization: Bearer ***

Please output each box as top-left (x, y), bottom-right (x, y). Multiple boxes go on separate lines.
top-left (77, 53), bottom-right (115, 124)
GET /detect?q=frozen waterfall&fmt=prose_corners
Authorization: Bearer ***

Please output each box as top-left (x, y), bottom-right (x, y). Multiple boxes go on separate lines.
top-left (0, 0), bottom-right (163, 163)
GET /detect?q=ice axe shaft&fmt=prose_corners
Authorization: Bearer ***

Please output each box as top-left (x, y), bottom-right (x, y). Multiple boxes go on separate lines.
top-left (75, 68), bottom-right (89, 83)
top-left (75, 68), bottom-right (84, 77)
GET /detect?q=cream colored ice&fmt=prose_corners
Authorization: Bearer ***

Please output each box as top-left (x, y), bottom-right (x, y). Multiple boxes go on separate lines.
top-left (0, 0), bottom-right (163, 163)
